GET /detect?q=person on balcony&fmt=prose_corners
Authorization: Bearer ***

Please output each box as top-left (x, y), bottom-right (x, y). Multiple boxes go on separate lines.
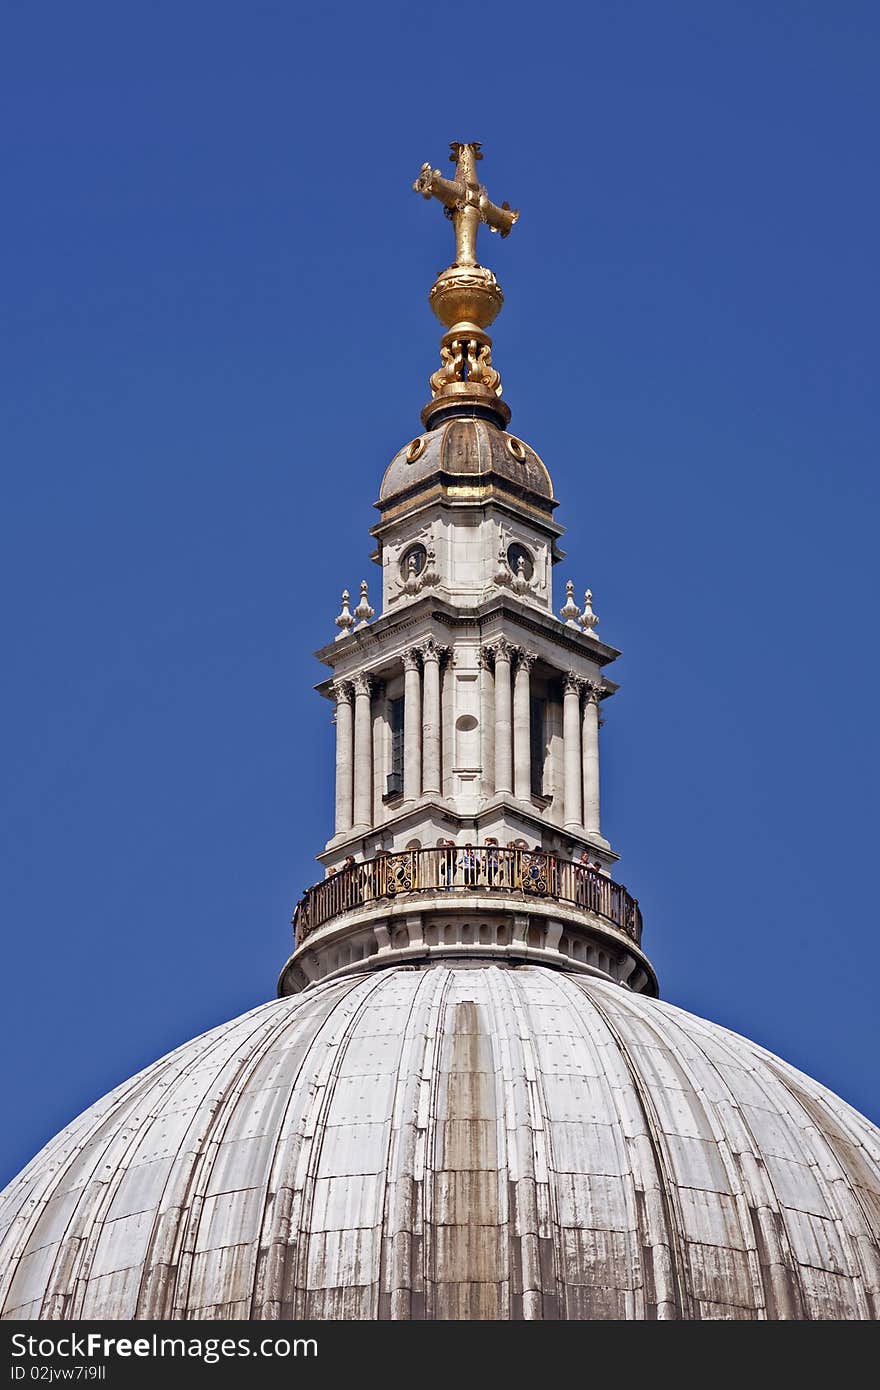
top-left (360, 853), bottom-right (379, 901)
top-left (437, 838), bottom-right (455, 888)
top-left (506, 840), bottom-right (524, 889)
top-left (340, 855), bottom-right (357, 908)
top-left (575, 850), bottom-right (591, 907)
top-left (456, 842), bottom-right (477, 887)
top-left (484, 837), bottom-right (501, 886)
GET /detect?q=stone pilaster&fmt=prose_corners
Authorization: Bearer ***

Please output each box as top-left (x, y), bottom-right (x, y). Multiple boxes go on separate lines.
top-left (478, 646), bottom-right (495, 798)
top-left (419, 638), bottom-right (447, 796)
top-left (513, 648), bottom-right (536, 802)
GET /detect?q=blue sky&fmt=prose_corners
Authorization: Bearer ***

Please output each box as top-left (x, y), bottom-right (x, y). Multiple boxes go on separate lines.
top-left (1, 1), bottom-right (878, 1183)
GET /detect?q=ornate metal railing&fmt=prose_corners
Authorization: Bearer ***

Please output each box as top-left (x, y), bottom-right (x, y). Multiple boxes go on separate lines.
top-left (292, 847), bottom-right (642, 948)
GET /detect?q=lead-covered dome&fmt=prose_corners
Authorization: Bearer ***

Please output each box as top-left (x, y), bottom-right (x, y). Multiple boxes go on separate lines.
top-left (379, 417), bottom-right (554, 506)
top-left (2, 965), bottom-right (878, 1321)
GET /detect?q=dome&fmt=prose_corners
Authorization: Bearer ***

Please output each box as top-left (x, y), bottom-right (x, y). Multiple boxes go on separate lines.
top-left (2, 964), bottom-right (878, 1321)
top-left (379, 417), bottom-right (555, 505)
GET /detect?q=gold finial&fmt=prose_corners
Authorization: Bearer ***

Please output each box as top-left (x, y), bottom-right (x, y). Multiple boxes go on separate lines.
top-left (413, 142), bottom-right (519, 429)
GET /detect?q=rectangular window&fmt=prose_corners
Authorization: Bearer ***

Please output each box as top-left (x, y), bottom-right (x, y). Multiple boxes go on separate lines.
top-left (387, 696), bottom-right (404, 796)
top-left (530, 697), bottom-right (545, 798)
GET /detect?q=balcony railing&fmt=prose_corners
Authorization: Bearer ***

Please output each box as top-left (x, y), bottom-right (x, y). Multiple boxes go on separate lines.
top-left (292, 847), bottom-right (642, 948)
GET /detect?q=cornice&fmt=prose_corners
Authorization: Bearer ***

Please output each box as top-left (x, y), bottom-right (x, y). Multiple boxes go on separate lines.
top-left (371, 493), bottom-right (566, 546)
top-left (469, 594), bottom-right (621, 668)
top-left (372, 472), bottom-right (560, 529)
top-left (316, 791), bottom-right (620, 865)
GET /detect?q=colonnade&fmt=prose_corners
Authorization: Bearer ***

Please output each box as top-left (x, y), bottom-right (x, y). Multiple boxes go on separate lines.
top-left (332, 638), bottom-right (448, 835)
top-left (481, 638), bottom-right (602, 835)
top-left (331, 637), bottom-right (603, 838)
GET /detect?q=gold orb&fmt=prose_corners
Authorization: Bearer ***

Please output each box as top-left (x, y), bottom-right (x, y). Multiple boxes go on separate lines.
top-left (429, 265), bottom-right (504, 332)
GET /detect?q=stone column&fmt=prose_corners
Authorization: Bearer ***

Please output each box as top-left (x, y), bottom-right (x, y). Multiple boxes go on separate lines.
top-left (371, 680), bottom-right (386, 827)
top-left (352, 672), bottom-right (373, 830)
top-left (563, 673), bottom-right (583, 829)
top-left (491, 639), bottom-right (513, 795)
top-left (582, 681), bottom-right (602, 837)
top-left (478, 647), bottom-right (495, 798)
top-left (513, 648), bottom-right (535, 801)
top-left (402, 647), bottom-right (422, 801)
top-left (420, 638), bottom-right (446, 796)
top-left (332, 680), bottom-right (354, 835)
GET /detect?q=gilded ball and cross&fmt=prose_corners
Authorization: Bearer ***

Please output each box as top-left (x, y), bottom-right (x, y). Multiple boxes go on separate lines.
top-left (413, 142), bottom-right (520, 424)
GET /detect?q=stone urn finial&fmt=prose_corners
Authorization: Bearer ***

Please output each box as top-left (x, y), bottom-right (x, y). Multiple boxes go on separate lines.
top-left (353, 579), bottom-right (375, 629)
top-left (580, 588), bottom-right (599, 636)
top-left (334, 589), bottom-right (355, 640)
top-left (559, 580), bottom-right (582, 628)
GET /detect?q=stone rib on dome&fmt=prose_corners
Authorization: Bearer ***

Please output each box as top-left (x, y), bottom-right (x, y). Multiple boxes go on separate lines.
top-left (378, 418), bottom-right (554, 507)
top-left (2, 965), bottom-right (878, 1321)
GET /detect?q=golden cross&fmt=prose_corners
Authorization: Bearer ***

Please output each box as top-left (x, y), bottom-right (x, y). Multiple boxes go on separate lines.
top-left (414, 142), bottom-right (519, 268)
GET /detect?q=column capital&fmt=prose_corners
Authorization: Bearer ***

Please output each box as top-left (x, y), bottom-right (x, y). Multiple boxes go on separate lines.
top-left (417, 637), bottom-right (449, 665)
top-left (513, 647), bottom-right (537, 673)
top-left (483, 636), bottom-right (513, 665)
top-left (583, 679), bottom-right (605, 705)
top-left (352, 671), bottom-right (374, 698)
top-left (330, 679), bottom-right (354, 705)
top-left (402, 647), bottom-right (422, 672)
top-left (563, 671), bottom-right (585, 697)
